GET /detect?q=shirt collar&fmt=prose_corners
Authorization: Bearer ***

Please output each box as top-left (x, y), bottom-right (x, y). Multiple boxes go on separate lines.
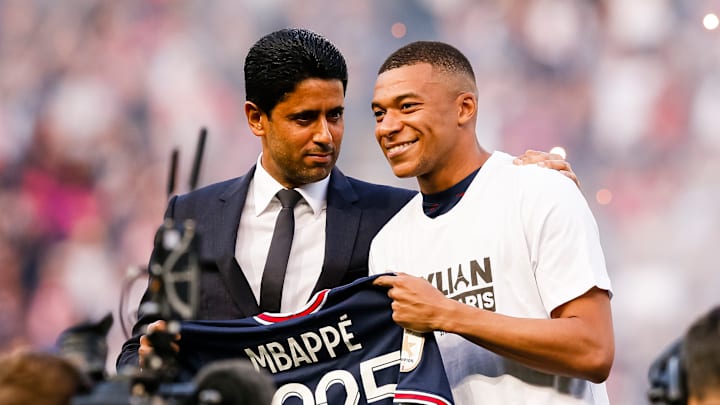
top-left (253, 153), bottom-right (329, 217)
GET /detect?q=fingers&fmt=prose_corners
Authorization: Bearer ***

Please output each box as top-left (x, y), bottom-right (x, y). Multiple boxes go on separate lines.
top-left (373, 271), bottom-right (411, 287)
top-left (514, 149), bottom-right (562, 165)
top-left (139, 334), bottom-right (152, 366)
top-left (373, 274), bottom-right (397, 288)
top-left (138, 320), bottom-right (182, 366)
top-left (146, 320), bottom-right (168, 334)
top-left (139, 334), bottom-right (151, 350)
top-left (146, 320), bottom-right (181, 340)
top-left (536, 159), bottom-right (579, 187)
top-left (513, 149), bottom-right (546, 164)
top-left (513, 150), bottom-right (581, 188)
top-left (536, 158), bottom-right (570, 171)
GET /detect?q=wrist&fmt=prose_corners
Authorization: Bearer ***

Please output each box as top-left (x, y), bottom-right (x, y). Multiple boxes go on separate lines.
top-left (434, 297), bottom-right (461, 333)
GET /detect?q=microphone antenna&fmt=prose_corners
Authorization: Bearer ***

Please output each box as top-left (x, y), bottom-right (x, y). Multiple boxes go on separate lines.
top-left (189, 127), bottom-right (207, 192)
top-left (167, 148), bottom-right (179, 198)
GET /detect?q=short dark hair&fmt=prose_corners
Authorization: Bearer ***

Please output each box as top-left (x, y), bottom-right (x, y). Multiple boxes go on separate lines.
top-left (682, 306), bottom-right (720, 399)
top-left (244, 28), bottom-right (348, 116)
top-left (378, 41), bottom-right (475, 82)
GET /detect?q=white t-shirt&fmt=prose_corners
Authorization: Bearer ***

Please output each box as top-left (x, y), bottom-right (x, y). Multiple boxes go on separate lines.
top-left (369, 151), bottom-right (612, 405)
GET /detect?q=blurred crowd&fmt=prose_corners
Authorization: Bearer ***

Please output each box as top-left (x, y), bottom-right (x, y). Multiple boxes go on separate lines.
top-left (1, 0), bottom-right (719, 403)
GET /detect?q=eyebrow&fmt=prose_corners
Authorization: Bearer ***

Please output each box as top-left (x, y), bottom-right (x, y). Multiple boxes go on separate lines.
top-left (371, 92), bottom-right (420, 109)
top-left (287, 110), bottom-right (319, 119)
top-left (287, 106), bottom-right (344, 119)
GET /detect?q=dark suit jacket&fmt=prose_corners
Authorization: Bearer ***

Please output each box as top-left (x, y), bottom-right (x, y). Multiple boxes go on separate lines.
top-left (116, 166), bottom-right (415, 369)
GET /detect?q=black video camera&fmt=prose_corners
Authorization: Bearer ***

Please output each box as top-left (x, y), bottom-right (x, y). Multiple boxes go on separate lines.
top-left (61, 219), bottom-right (204, 404)
top-left (59, 131), bottom-right (274, 404)
top-left (61, 218), bottom-right (275, 405)
top-left (647, 337), bottom-right (687, 405)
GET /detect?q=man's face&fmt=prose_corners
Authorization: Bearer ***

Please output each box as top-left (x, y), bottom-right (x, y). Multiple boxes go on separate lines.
top-left (371, 63), bottom-right (460, 181)
top-left (256, 78), bottom-right (345, 188)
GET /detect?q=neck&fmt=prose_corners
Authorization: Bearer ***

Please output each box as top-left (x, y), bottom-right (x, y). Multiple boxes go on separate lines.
top-left (417, 147), bottom-right (490, 194)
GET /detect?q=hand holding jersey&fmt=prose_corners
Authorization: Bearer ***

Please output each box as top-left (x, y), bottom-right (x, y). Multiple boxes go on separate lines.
top-left (138, 320), bottom-right (180, 368)
top-left (373, 273), bottom-right (450, 334)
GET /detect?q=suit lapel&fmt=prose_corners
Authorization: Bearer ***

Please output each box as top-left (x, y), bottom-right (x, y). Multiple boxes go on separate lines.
top-left (216, 256), bottom-right (259, 317)
top-left (210, 167), bottom-right (360, 312)
top-left (313, 168), bottom-right (360, 293)
top-left (213, 166), bottom-right (260, 317)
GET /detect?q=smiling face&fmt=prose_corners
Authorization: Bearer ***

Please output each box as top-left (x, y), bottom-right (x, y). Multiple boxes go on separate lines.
top-left (372, 63), bottom-right (478, 192)
top-left (246, 78), bottom-right (345, 188)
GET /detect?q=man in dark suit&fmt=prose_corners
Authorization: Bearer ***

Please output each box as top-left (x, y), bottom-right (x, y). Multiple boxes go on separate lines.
top-left (117, 28), bottom-right (416, 369)
top-left (116, 28), bottom-right (577, 370)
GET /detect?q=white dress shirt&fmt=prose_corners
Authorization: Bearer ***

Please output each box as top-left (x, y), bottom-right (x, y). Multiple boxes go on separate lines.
top-left (235, 155), bottom-right (328, 312)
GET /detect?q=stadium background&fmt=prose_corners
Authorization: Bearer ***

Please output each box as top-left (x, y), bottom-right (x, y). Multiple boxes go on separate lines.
top-left (0, 0), bottom-right (718, 403)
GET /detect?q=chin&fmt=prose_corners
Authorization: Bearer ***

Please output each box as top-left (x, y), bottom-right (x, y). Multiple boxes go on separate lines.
top-left (390, 165), bottom-right (416, 179)
top-left (306, 167), bottom-right (333, 182)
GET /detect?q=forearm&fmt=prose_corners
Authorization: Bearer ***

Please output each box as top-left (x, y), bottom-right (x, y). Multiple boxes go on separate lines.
top-left (116, 274), bottom-right (162, 371)
top-left (116, 313), bottom-right (156, 371)
top-left (375, 274), bottom-right (615, 382)
top-left (436, 290), bottom-right (614, 382)
top-left (116, 336), bottom-right (141, 371)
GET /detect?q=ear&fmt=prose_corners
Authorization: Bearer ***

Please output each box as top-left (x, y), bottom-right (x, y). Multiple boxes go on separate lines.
top-left (244, 101), bottom-right (267, 137)
top-left (456, 92), bottom-right (477, 127)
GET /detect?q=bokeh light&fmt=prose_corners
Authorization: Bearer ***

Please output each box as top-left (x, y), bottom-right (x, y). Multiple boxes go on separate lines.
top-left (596, 188), bottom-right (613, 205)
top-left (703, 13), bottom-right (719, 30)
top-left (549, 146), bottom-right (567, 159)
top-left (391, 22), bottom-right (407, 38)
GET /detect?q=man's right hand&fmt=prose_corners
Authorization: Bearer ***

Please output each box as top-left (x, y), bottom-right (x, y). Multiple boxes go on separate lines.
top-left (138, 320), bottom-right (181, 367)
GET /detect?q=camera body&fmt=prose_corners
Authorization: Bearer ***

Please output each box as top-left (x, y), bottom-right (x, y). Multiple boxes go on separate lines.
top-left (647, 338), bottom-right (688, 405)
top-left (65, 219), bottom-right (203, 405)
top-left (71, 373), bottom-right (199, 405)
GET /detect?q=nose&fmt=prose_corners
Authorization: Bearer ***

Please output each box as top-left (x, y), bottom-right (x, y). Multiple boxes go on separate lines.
top-left (375, 110), bottom-right (402, 139)
top-left (313, 118), bottom-right (333, 144)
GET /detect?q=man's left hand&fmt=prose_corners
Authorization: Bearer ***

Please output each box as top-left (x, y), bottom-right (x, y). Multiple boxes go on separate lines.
top-left (514, 149), bottom-right (579, 188)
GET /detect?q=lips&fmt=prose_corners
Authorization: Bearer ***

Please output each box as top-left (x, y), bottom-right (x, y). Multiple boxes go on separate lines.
top-left (306, 153), bottom-right (333, 164)
top-left (384, 140), bottom-right (417, 159)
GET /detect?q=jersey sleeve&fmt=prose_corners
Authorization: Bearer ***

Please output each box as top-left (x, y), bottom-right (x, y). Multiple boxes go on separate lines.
top-left (394, 330), bottom-right (454, 405)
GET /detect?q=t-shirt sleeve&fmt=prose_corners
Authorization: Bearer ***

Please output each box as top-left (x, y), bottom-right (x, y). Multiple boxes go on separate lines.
top-left (522, 170), bottom-right (612, 314)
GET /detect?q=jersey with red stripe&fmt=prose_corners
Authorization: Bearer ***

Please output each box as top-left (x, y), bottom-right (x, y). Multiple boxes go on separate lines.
top-left (176, 274), bottom-right (454, 405)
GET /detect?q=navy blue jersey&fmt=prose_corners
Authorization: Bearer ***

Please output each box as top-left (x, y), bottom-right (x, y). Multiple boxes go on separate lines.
top-left (177, 274), bottom-right (454, 405)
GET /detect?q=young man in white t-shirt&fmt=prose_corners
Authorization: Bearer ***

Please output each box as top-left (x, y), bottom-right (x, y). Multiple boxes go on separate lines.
top-left (369, 41), bottom-right (614, 404)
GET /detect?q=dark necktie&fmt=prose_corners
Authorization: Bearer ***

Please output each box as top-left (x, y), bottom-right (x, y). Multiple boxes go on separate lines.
top-left (260, 189), bottom-right (302, 312)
